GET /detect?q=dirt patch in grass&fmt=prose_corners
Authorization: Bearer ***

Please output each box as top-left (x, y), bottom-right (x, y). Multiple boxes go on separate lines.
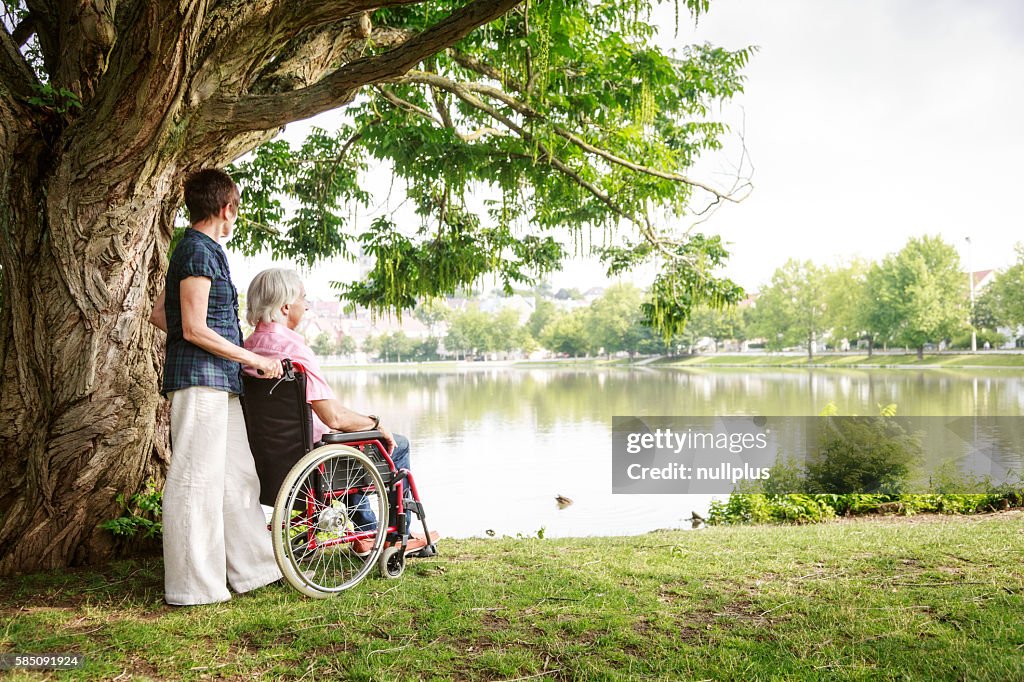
top-left (479, 612), bottom-right (511, 631)
top-left (236, 631), bottom-right (297, 652)
top-left (121, 654), bottom-right (162, 680)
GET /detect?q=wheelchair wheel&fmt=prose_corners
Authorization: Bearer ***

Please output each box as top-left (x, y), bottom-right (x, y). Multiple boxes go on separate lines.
top-left (378, 545), bottom-right (405, 579)
top-left (271, 445), bottom-right (388, 598)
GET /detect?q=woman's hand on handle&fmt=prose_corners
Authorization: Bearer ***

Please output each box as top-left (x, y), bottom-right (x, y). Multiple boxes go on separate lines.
top-left (251, 355), bottom-right (283, 379)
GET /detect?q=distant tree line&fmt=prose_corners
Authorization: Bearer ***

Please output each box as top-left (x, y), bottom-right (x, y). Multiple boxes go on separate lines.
top-left (326, 283), bottom-right (668, 362)
top-left (320, 235), bottom-right (1024, 362)
top-left (739, 236), bottom-right (1024, 359)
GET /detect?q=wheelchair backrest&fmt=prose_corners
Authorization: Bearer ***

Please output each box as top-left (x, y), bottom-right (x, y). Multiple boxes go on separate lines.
top-left (241, 367), bottom-right (314, 507)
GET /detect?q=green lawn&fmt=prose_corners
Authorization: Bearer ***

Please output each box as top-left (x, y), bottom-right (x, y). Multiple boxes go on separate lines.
top-left (2, 511), bottom-right (1022, 680)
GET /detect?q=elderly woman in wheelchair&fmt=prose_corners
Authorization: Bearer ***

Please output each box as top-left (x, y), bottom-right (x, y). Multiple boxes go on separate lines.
top-left (240, 268), bottom-right (438, 597)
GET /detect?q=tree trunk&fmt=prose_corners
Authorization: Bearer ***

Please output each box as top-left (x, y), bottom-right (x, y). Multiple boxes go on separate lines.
top-left (917, 346), bottom-right (924, 361)
top-left (0, 144), bottom-right (176, 574)
top-left (867, 337), bottom-right (873, 358)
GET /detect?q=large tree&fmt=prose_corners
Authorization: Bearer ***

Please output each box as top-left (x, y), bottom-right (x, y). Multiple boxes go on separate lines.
top-left (866, 235), bottom-right (966, 360)
top-left (0, 0), bottom-right (751, 573)
top-left (586, 283), bottom-right (643, 357)
top-left (749, 259), bottom-right (827, 359)
top-left (822, 258), bottom-right (868, 351)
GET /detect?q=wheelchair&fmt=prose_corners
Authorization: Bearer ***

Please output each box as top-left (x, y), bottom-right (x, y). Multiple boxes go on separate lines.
top-left (241, 359), bottom-right (436, 598)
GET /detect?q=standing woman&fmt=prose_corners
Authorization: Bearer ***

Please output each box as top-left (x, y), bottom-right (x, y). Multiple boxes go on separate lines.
top-left (150, 169), bottom-right (284, 605)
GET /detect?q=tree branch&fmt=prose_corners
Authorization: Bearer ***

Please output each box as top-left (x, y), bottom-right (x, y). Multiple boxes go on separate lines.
top-left (203, 0), bottom-right (522, 133)
top-left (444, 49), bottom-right (751, 210)
top-left (376, 83), bottom-right (499, 142)
top-left (433, 78), bottom-right (747, 206)
top-left (11, 15), bottom-right (36, 48)
top-left (394, 70), bottom-right (711, 258)
top-left (0, 24), bottom-right (40, 103)
top-left (248, 25), bottom-right (412, 97)
top-left (429, 85), bottom-right (454, 129)
top-left (392, 71), bottom-right (641, 234)
top-left (192, 2), bottom-right (418, 108)
top-left (248, 19), bottom-right (364, 96)
top-left (447, 48), bottom-right (527, 95)
top-left (192, 0), bottom-right (367, 102)
top-left (375, 84), bottom-right (441, 125)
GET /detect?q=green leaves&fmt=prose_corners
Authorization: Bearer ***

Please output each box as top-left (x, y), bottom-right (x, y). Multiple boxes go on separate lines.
top-left (640, 234), bottom-right (744, 341)
top-left (26, 83), bottom-right (82, 115)
top-left (865, 235), bottom-right (967, 352)
top-left (747, 259), bottom-right (827, 355)
top-left (228, 1), bottom-right (753, 338)
top-left (984, 243), bottom-right (1024, 329)
top-left (334, 210), bottom-right (566, 315)
top-left (98, 479), bottom-right (163, 540)
top-left (229, 127), bottom-right (369, 267)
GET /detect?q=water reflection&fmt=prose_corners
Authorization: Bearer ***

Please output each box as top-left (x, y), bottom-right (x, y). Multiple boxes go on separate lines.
top-left (324, 366), bottom-right (1022, 538)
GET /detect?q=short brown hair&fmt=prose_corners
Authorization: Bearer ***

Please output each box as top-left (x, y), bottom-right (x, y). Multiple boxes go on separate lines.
top-left (183, 168), bottom-right (240, 224)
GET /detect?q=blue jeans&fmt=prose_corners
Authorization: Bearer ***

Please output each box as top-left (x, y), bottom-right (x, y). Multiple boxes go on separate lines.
top-left (350, 433), bottom-right (411, 532)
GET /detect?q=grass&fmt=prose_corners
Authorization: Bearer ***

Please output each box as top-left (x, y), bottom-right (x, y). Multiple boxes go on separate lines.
top-left (2, 511), bottom-right (1022, 681)
top-left (666, 353), bottom-right (1024, 369)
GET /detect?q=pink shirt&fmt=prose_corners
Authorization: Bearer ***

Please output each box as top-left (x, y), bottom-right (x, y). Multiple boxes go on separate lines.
top-left (243, 322), bottom-right (335, 443)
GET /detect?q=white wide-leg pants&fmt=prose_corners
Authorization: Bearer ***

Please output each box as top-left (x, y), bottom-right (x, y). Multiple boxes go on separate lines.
top-left (163, 387), bottom-right (282, 605)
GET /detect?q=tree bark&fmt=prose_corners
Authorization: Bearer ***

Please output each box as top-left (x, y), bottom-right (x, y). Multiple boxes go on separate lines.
top-left (0, 143), bottom-right (174, 573)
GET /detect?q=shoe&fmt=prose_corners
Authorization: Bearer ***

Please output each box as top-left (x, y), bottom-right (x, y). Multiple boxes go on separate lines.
top-left (351, 536), bottom-right (379, 558)
top-left (351, 531), bottom-right (440, 557)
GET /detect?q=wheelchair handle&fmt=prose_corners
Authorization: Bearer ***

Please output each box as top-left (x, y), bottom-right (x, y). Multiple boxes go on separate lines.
top-left (263, 358), bottom-right (308, 396)
top-left (256, 358), bottom-right (302, 377)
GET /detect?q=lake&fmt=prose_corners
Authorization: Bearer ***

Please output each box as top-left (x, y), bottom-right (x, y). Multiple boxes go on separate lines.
top-left (322, 365), bottom-right (1024, 538)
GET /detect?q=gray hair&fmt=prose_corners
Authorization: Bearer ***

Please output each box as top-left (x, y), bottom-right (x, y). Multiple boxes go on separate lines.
top-left (246, 268), bottom-right (303, 326)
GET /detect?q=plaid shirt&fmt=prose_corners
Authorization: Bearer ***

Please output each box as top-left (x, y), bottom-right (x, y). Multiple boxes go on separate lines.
top-left (161, 228), bottom-right (244, 396)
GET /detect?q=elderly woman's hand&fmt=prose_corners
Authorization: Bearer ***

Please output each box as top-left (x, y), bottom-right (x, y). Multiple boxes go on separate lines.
top-left (378, 426), bottom-right (397, 454)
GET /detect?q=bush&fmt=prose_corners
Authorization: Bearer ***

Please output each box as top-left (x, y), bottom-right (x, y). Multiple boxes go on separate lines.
top-left (804, 417), bottom-right (921, 494)
top-left (708, 493), bottom-right (836, 525)
top-left (706, 403), bottom-right (1023, 526)
top-left (948, 329), bottom-right (1006, 349)
top-left (707, 488), bottom-right (1023, 526)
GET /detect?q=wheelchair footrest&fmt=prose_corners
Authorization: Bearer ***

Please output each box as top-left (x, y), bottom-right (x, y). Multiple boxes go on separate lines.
top-left (406, 544), bottom-right (437, 559)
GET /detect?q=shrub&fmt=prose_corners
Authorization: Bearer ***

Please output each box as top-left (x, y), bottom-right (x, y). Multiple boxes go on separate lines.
top-left (804, 417), bottom-right (921, 494)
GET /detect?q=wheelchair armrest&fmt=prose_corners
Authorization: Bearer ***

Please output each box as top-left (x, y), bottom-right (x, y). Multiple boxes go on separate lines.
top-left (319, 430), bottom-right (386, 446)
top-left (318, 431), bottom-right (393, 476)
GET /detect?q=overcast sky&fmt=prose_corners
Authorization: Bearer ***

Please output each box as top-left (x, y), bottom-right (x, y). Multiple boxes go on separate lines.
top-left (232, 0), bottom-right (1024, 299)
top-left (666, 0), bottom-right (1024, 291)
